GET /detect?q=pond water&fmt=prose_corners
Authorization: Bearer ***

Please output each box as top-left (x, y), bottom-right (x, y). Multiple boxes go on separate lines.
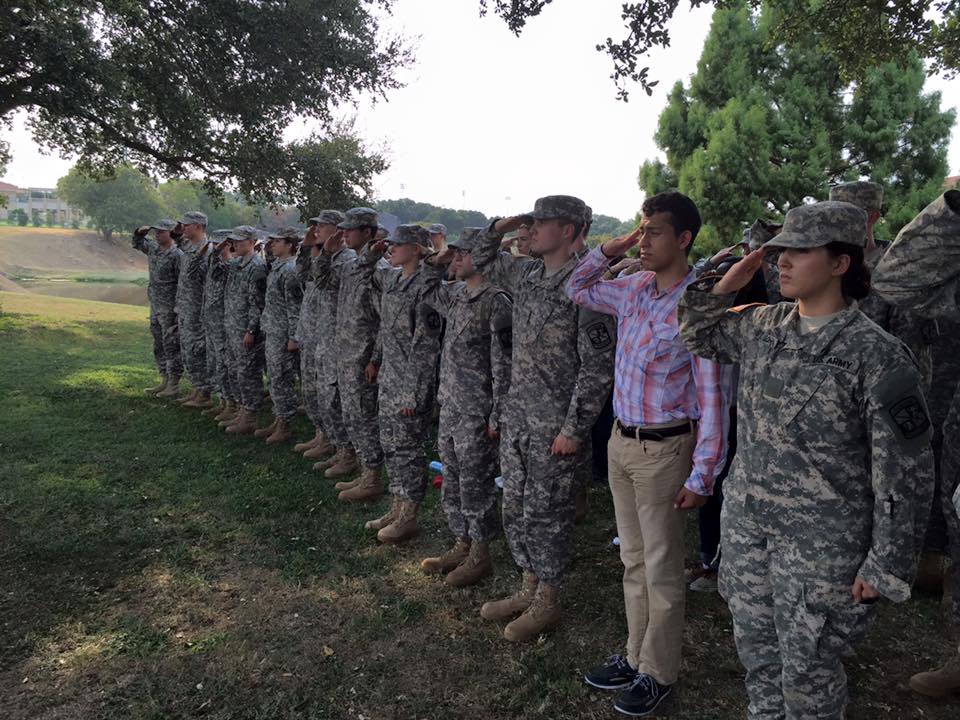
top-left (19, 280), bottom-right (149, 307)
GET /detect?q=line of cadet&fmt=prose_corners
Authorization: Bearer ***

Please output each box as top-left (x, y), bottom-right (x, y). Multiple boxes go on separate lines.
top-left (132, 183), bottom-right (960, 707)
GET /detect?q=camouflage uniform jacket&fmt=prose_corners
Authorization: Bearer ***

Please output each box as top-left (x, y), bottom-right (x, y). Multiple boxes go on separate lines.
top-left (132, 232), bottom-right (183, 314)
top-left (471, 227), bottom-right (616, 443)
top-left (312, 244), bottom-right (382, 367)
top-left (201, 251), bottom-right (229, 328)
top-left (261, 257), bottom-right (303, 343)
top-left (224, 252), bottom-right (267, 335)
top-left (422, 266), bottom-right (513, 430)
top-left (300, 245), bottom-right (357, 349)
top-left (175, 238), bottom-right (213, 323)
top-left (679, 287), bottom-right (934, 602)
top-left (361, 251), bottom-right (444, 413)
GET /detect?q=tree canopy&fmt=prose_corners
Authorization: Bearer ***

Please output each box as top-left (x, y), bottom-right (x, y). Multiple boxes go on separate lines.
top-left (637, 2), bottom-right (956, 255)
top-left (481, 1), bottom-right (960, 100)
top-left (2, 1), bottom-right (407, 200)
top-left (374, 199), bottom-right (491, 236)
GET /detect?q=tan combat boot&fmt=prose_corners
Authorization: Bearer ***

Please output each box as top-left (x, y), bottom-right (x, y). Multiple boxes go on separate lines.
top-left (184, 390), bottom-right (213, 409)
top-left (216, 401), bottom-right (238, 425)
top-left (325, 448), bottom-right (360, 479)
top-left (315, 448), bottom-right (348, 474)
top-left (266, 417), bottom-right (292, 445)
top-left (377, 499), bottom-right (419, 544)
top-left (294, 428), bottom-right (322, 453)
top-left (144, 375), bottom-right (168, 396)
top-left (338, 466), bottom-right (384, 503)
top-left (909, 652), bottom-right (960, 697)
top-left (503, 582), bottom-right (561, 642)
top-left (365, 497), bottom-right (399, 530)
top-left (176, 388), bottom-right (199, 405)
top-left (480, 572), bottom-right (539, 621)
top-left (446, 542), bottom-right (493, 587)
top-left (202, 397), bottom-right (225, 416)
top-left (156, 376), bottom-right (182, 399)
top-left (254, 416), bottom-right (279, 438)
top-left (421, 538), bottom-right (471, 574)
top-left (303, 434), bottom-right (335, 458)
top-left (226, 408), bottom-right (257, 435)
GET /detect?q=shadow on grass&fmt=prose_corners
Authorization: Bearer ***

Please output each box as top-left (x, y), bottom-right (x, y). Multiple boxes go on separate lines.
top-left (1, 313), bottom-right (958, 719)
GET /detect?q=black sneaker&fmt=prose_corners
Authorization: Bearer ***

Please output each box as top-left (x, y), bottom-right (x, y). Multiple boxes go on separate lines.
top-left (614, 673), bottom-right (673, 717)
top-left (584, 654), bottom-right (638, 690)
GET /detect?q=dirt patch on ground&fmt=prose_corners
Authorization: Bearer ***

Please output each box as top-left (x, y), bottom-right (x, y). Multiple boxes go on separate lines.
top-left (0, 226), bottom-right (146, 278)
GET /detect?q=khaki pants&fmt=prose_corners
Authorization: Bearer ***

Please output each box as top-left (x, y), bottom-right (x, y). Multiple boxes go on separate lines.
top-left (608, 422), bottom-right (695, 686)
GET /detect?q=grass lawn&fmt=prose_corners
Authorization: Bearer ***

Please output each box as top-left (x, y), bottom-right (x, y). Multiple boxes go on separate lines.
top-left (0, 290), bottom-right (957, 719)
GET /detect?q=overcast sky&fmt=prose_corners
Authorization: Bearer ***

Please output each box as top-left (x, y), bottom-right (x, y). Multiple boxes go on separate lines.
top-left (3, 0), bottom-right (959, 220)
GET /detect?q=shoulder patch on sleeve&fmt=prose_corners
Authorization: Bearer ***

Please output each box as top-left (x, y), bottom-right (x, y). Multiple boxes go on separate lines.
top-left (586, 320), bottom-right (614, 350)
top-left (873, 366), bottom-right (932, 452)
top-left (730, 302), bottom-right (765, 314)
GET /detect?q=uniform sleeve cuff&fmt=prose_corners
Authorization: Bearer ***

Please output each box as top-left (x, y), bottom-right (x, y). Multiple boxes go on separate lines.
top-left (858, 553), bottom-right (912, 603)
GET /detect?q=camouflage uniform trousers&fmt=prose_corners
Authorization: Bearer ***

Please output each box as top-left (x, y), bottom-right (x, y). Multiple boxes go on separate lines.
top-left (178, 314), bottom-right (209, 391)
top-left (298, 338), bottom-right (322, 428)
top-left (941, 398), bottom-right (960, 634)
top-left (336, 360), bottom-right (383, 467)
top-left (151, 310), bottom-right (183, 378)
top-left (265, 334), bottom-right (299, 420)
top-left (499, 424), bottom-right (582, 586)
top-left (437, 406), bottom-right (500, 543)
top-left (380, 406), bottom-right (432, 504)
top-left (720, 503), bottom-right (875, 720)
top-left (204, 320), bottom-right (236, 401)
top-left (316, 345), bottom-right (351, 448)
top-left (225, 331), bottom-right (265, 412)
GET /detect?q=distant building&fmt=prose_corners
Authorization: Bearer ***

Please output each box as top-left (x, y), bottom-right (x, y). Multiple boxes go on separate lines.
top-left (0, 182), bottom-right (86, 224)
top-left (945, 175), bottom-right (959, 189)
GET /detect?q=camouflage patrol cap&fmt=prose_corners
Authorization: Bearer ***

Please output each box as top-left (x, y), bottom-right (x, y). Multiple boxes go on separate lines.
top-left (337, 207), bottom-right (378, 230)
top-left (745, 218), bottom-right (784, 251)
top-left (427, 223), bottom-right (447, 235)
top-left (267, 227), bottom-right (301, 241)
top-left (178, 211), bottom-right (208, 226)
top-left (530, 195), bottom-right (589, 225)
top-left (227, 225), bottom-right (259, 242)
top-left (448, 227), bottom-right (483, 252)
top-left (584, 205), bottom-right (594, 225)
top-left (764, 201), bottom-right (868, 250)
top-left (389, 224), bottom-right (431, 248)
top-left (149, 219), bottom-right (177, 232)
top-left (829, 181), bottom-right (883, 212)
top-left (309, 210), bottom-right (346, 226)
top-left (211, 228), bottom-right (232, 239)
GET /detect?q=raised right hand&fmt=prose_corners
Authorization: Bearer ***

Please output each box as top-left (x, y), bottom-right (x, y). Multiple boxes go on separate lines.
top-left (493, 216), bottom-right (528, 235)
top-left (322, 229), bottom-right (343, 254)
top-left (711, 249), bottom-right (765, 295)
top-left (601, 226), bottom-right (642, 258)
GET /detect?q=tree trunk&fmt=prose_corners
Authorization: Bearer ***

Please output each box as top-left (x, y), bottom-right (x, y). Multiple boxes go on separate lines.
top-left (101, 228), bottom-right (113, 243)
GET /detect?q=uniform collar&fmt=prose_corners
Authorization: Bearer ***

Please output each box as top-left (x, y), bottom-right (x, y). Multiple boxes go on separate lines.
top-left (774, 303), bottom-right (860, 355)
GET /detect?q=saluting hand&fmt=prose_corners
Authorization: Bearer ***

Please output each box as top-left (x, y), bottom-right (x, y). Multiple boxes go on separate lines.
top-left (303, 226), bottom-right (318, 247)
top-left (431, 247), bottom-right (456, 266)
top-left (601, 226), bottom-right (642, 259)
top-left (322, 229), bottom-right (343, 254)
top-left (494, 216), bottom-right (528, 235)
top-left (711, 248), bottom-right (765, 295)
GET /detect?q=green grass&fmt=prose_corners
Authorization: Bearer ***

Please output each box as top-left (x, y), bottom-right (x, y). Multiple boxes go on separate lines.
top-left (0, 290), bottom-right (957, 719)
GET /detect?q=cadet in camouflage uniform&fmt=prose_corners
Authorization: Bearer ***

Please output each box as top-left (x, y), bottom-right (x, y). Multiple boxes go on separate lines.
top-left (173, 211), bottom-right (214, 409)
top-left (356, 225), bottom-right (444, 543)
top-left (472, 196), bottom-right (616, 643)
top-left (222, 226), bottom-right (268, 435)
top-left (419, 227), bottom-right (513, 586)
top-left (872, 189), bottom-right (960, 698)
top-left (680, 201), bottom-right (934, 720)
top-left (202, 231), bottom-right (238, 421)
top-left (133, 219), bottom-right (184, 398)
top-left (255, 228), bottom-right (304, 445)
top-left (311, 208), bottom-right (384, 491)
top-left (293, 211), bottom-right (345, 457)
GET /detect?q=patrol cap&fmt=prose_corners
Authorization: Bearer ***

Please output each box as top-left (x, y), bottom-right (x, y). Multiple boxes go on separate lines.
top-left (584, 205), bottom-right (594, 225)
top-left (337, 207), bottom-right (378, 230)
top-left (227, 225), bottom-right (259, 242)
top-left (829, 181), bottom-right (883, 212)
top-left (389, 223), bottom-right (431, 248)
top-left (529, 195), bottom-right (589, 225)
top-left (211, 228), bottom-right (232, 239)
top-left (448, 227), bottom-right (483, 252)
top-left (149, 219), bottom-right (177, 232)
top-left (745, 218), bottom-right (783, 251)
top-left (764, 202), bottom-right (868, 250)
top-left (178, 211), bottom-right (208, 226)
top-left (308, 210), bottom-right (345, 226)
top-left (267, 226), bottom-right (301, 241)
top-left (427, 223), bottom-right (447, 235)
